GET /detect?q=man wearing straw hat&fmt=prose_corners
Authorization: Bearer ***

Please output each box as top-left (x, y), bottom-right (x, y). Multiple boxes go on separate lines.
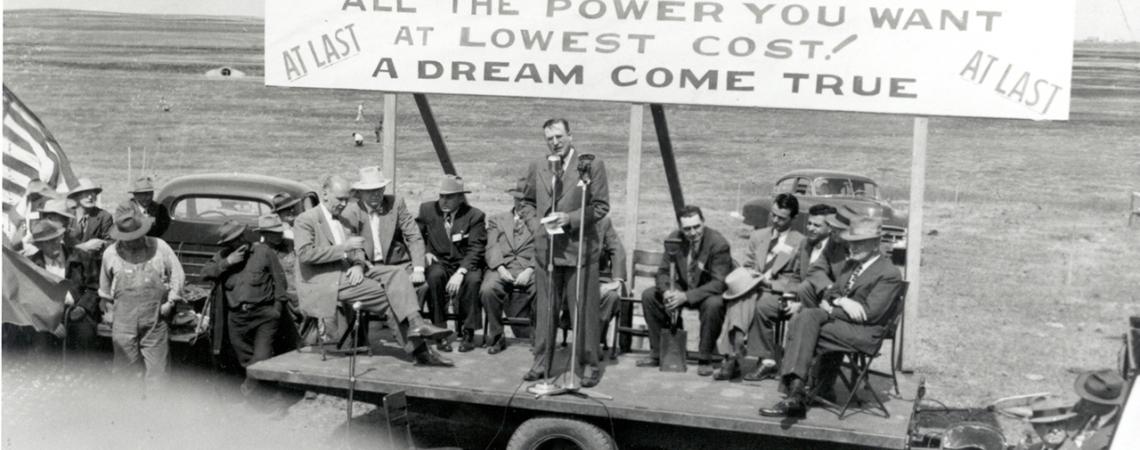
top-left (201, 220), bottom-right (291, 393)
top-left (417, 174), bottom-right (487, 353)
top-left (128, 176), bottom-right (170, 238)
top-left (759, 216), bottom-right (901, 418)
top-left (294, 174), bottom-right (453, 366)
top-left (98, 203), bottom-right (185, 389)
top-left (480, 178), bottom-right (537, 353)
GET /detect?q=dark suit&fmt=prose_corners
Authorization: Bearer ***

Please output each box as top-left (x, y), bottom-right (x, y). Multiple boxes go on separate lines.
top-left (793, 237), bottom-right (848, 308)
top-left (417, 201), bottom-right (486, 331)
top-left (520, 148), bottom-right (610, 373)
top-left (480, 209), bottom-right (536, 339)
top-left (780, 255), bottom-right (902, 380)
top-left (641, 227), bottom-right (732, 361)
top-left (596, 217), bottom-right (627, 333)
top-left (68, 207), bottom-right (113, 293)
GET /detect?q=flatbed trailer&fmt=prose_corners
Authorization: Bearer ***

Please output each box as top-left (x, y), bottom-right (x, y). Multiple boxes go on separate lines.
top-left (249, 338), bottom-right (917, 449)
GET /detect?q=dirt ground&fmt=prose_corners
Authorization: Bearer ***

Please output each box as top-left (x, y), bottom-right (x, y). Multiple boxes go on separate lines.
top-left (3, 8), bottom-right (1139, 448)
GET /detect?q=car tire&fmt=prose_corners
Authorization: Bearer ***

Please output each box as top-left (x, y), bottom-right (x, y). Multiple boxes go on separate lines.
top-left (507, 417), bottom-right (615, 450)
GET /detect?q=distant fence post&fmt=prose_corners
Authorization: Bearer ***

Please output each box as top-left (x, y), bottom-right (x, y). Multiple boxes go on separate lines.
top-left (1131, 191), bottom-right (1140, 227)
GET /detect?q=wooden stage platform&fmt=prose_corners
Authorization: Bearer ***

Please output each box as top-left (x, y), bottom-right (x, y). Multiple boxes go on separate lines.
top-left (249, 340), bottom-right (916, 449)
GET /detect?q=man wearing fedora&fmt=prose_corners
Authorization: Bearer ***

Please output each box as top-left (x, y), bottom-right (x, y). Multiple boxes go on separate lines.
top-left (98, 203), bottom-right (185, 389)
top-left (733, 193), bottom-right (804, 382)
top-left (417, 174), bottom-right (487, 353)
top-left (272, 192), bottom-right (304, 238)
top-left (202, 220), bottom-right (291, 392)
top-left (480, 179), bottom-right (537, 353)
top-left (638, 205), bottom-right (731, 377)
top-left (1024, 370), bottom-right (1125, 450)
top-left (760, 216), bottom-right (902, 419)
top-left (26, 219), bottom-right (103, 354)
top-left (794, 205), bottom-right (856, 309)
top-left (294, 175), bottom-right (453, 366)
top-left (128, 176), bottom-right (170, 238)
top-left (519, 118), bottom-right (611, 387)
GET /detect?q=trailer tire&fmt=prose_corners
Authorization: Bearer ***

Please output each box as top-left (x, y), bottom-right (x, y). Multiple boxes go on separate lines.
top-left (507, 417), bottom-right (615, 450)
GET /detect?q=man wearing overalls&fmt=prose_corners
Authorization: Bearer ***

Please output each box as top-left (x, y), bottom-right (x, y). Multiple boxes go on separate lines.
top-left (99, 203), bottom-right (185, 389)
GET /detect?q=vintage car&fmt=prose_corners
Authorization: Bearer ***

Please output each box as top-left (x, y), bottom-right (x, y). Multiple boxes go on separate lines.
top-left (158, 173), bottom-right (317, 284)
top-left (740, 169), bottom-right (908, 262)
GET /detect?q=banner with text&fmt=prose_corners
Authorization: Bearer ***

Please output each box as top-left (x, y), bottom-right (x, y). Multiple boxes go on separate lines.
top-left (265, 0), bottom-right (1075, 120)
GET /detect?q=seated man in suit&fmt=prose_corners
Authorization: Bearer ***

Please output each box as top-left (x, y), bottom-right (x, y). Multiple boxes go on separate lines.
top-left (480, 179), bottom-right (537, 353)
top-left (795, 204), bottom-right (855, 308)
top-left (417, 175), bottom-right (487, 353)
top-left (596, 216), bottom-right (626, 346)
top-left (759, 216), bottom-right (902, 418)
top-left (637, 205), bottom-right (732, 376)
top-left (722, 193), bottom-right (804, 381)
top-left (294, 174), bottom-right (453, 367)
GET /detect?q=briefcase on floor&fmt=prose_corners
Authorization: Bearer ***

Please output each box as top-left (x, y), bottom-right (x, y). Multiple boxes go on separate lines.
top-left (660, 313), bottom-right (687, 373)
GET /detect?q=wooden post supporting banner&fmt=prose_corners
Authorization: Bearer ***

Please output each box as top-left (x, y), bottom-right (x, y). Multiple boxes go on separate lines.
top-left (413, 93), bottom-right (457, 175)
top-left (382, 94), bottom-right (397, 187)
top-left (650, 104), bottom-right (685, 220)
top-left (901, 117), bottom-right (927, 374)
top-left (624, 104), bottom-right (644, 280)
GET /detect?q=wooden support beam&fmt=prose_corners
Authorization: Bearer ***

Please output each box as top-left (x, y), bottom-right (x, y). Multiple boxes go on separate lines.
top-left (413, 93), bottom-right (456, 175)
top-left (625, 104), bottom-right (644, 279)
top-left (650, 104), bottom-right (684, 220)
top-left (382, 94), bottom-right (397, 187)
top-left (900, 117), bottom-right (927, 374)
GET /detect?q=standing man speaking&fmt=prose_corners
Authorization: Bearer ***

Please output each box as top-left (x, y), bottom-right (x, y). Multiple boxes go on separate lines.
top-left (521, 118), bottom-right (610, 388)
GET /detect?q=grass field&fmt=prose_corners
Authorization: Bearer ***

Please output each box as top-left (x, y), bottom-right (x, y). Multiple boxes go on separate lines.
top-left (4, 7), bottom-right (1140, 419)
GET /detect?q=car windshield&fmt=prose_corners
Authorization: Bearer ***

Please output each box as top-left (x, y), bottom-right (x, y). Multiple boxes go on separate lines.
top-left (172, 196), bottom-right (269, 224)
top-left (811, 177), bottom-right (879, 199)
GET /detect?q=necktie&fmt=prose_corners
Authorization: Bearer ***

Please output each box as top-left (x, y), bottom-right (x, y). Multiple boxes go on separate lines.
top-left (843, 262), bottom-right (866, 296)
top-left (513, 216), bottom-right (525, 239)
top-left (763, 232), bottom-right (781, 271)
top-left (79, 216), bottom-right (88, 237)
top-left (444, 213), bottom-right (453, 235)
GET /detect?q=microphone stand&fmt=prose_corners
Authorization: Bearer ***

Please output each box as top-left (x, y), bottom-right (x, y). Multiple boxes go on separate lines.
top-left (528, 165), bottom-right (565, 397)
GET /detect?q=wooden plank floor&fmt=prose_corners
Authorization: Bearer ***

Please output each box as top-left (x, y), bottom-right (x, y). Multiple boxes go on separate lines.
top-left (249, 338), bottom-right (915, 449)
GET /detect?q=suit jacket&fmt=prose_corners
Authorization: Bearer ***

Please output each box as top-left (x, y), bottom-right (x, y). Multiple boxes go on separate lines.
top-left (654, 227), bottom-right (732, 302)
top-left (742, 227), bottom-right (804, 293)
top-left (416, 201), bottom-right (486, 272)
top-left (800, 237), bottom-right (849, 290)
top-left (520, 148), bottom-right (610, 267)
top-left (597, 216), bottom-right (626, 282)
top-left (827, 256), bottom-right (902, 329)
top-left (293, 206), bottom-right (352, 319)
top-left (340, 195), bottom-right (425, 267)
top-left (485, 209), bottom-right (535, 274)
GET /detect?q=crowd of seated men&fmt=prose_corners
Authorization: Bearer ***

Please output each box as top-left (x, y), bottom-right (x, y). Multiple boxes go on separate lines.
top-left (6, 125), bottom-right (900, 416)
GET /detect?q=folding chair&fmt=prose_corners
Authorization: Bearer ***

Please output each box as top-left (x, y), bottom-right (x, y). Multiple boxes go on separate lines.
top-left (813, 282), bottom-right (909, 419)
top-left (613, 250), bottom-right (665, 355)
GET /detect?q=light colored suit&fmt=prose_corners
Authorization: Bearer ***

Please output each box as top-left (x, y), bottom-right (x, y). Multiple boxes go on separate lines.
top-left (722, 226), bottom-right (803, 358)
top-left (293, 206), bottom-right (350, 319)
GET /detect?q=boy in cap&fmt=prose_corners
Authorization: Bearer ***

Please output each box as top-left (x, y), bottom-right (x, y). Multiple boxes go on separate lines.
top-left (128, 176), bottom-right (170, 238)
top-left (98, 203), bottom-right (185, 390)
top-left (201, 220), bottom-right (292, 393)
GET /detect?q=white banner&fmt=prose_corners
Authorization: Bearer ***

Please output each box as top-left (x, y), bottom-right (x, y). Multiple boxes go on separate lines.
top-left (265, 0), bottom-right (1075, 120)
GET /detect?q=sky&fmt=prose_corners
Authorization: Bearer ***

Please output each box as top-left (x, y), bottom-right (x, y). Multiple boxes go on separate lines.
top-left (2, 0), bottom-right (1138, 42)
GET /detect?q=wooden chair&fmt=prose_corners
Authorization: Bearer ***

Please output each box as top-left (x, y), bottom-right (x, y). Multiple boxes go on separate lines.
top-left (813, 281), bottom-right (909, 419)
top-left (613, 250), bottom-right (665, 355)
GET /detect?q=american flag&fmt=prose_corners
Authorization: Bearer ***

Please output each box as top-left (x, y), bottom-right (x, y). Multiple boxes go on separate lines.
top-left (2, 84), bottom-right (79, 222)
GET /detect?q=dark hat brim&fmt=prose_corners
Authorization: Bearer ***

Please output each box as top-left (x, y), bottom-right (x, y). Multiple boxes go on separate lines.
top-left (110, 216), bottom-right (153, 241)
top-left (217, 227), bottom-right (247, 245)
top-left (273, 197), bottom-right (302, 212)
top-left (257, 224), bottom-right (286, 233)
top-left (31, 227), bottom-right (66, 243)
top-left (1074, 371), bottom-right (1125, 405)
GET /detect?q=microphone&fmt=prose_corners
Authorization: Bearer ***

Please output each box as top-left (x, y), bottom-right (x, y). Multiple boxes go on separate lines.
top-left (577, 154), bottom-right (595, 183)
top-left (547, 154), bottom-right (563, 176)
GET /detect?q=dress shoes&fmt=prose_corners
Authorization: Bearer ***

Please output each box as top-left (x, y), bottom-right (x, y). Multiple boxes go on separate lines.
top-left (486, 335), bottom-right (507, 355)
top-left (713, 357), bottom-right (741, 381)
top-left (413, 348), bottom-right (454, 367)
top-left (436, 339), bottom-right (453, 352)
top-left (523, 370), bottom-right (544, 381)
top-left (743, 363), bottom-right (779, 382)
top-left (457, 329), bottom-right (477, 353)
top-left (580, 366), bottom-right (602, 388)
top-left (635, 357), bottom-right (660, 368)
top-left (409, 321), bottom-right (454, 341)
top-left (697, 361), bottom-right (715, 377)
top-left (758, 397), bottom-right (807, 418)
